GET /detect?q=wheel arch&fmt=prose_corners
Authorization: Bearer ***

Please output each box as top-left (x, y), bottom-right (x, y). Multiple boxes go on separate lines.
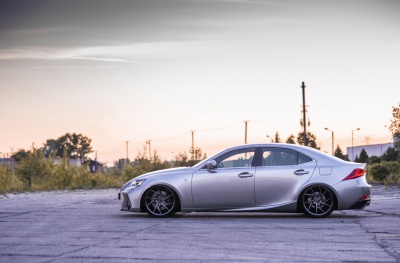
top-left (296, 183), bottom-right (339, 213)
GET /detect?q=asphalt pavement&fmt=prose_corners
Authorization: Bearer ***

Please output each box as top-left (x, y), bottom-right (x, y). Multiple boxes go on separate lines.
top-left (0, 184), bottom-right (399, 262)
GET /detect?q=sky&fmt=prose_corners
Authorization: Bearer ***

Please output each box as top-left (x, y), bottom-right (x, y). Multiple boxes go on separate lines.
top-left (0, 0), bottom-right (399, 165)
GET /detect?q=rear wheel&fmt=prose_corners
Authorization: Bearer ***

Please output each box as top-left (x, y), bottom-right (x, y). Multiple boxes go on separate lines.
top-left (301, 185), bottom-right (335, 218)
top-left (144, 185), bottom-right (178, 217)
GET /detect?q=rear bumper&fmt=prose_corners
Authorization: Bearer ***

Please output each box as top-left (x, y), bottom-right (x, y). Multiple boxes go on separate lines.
top-left (349, 198), bottom-right (371, 209)
top-left (334, 178), bottom-right (372, 210)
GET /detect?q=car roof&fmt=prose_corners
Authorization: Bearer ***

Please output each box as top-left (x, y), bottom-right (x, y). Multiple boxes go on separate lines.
top-left (193, 143), bottom-right (348, 168)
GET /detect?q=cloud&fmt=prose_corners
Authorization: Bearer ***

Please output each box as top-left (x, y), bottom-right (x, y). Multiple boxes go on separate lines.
top-left (0, 41), bottom-right (226, 63)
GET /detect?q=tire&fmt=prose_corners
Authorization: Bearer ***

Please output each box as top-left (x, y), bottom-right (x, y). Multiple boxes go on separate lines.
top-left (301, 185), bottom-right (335, 218)
top-left (144, 185), bottom-right (178, 217)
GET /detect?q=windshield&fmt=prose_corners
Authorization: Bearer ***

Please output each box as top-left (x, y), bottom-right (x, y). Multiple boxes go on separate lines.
top-left (191, 148), bottom-right (228, 169)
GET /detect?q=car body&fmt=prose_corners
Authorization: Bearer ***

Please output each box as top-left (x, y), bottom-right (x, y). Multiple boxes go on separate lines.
top-left (119, 143), bottom-right (371, 218)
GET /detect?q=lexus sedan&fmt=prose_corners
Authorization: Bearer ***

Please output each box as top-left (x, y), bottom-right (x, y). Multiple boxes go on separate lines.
top-left (119, 143), bottom-right (371, 218)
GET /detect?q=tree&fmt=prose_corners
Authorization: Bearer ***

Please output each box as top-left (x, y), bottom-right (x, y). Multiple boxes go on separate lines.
top-left (381, 147), bottom-right (398, 162)
top-left (334, 145), bottom-right (348, 161)
top-left (389, 102), bottom-right (400, 160)
top-left (44, 133), bottom-right (93, 162)
top-left (367, 156), bottom-right (381, 164)
top-left (274, 132), bottom-right (281, 143)
top-left (297, 132), bottom-right (320, 149)
top-left (286, 134), bottom-right (296, 144)
top-left (355, 148), bottom-right (368, 163)
top-left (175, 147), bottom-right (207, 167)
top-left (16, 147), bottom-right (53, 188)
top-left (190, 147), bottom-right (207, 162)
top-left (174, 151), bottom-right (189, 167)
top-left (12, 149), bottom-right (30, 162)
top-left (389, 101), bottom-right (400, 139)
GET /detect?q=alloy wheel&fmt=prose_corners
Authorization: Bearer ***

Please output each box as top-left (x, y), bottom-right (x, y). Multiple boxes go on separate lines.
top-left (302, 185), bottom-right (334, 218)
top-left (144, 185), bottom-right (177, 217)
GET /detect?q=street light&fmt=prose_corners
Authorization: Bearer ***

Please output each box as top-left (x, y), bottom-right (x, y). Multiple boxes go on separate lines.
top-left (352, 128), bottom-right (360, 161)
top-left (266, 135), bottom-right (273, 143)
top-left (324, 128), bottom-right (334, 155)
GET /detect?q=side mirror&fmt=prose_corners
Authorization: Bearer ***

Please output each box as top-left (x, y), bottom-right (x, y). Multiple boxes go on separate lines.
top-left (206, 160), bottom-right (217, 173)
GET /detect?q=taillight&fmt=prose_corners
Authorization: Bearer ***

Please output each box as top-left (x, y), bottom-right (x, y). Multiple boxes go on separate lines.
top-left (343, 168), bottom-right (366, 181)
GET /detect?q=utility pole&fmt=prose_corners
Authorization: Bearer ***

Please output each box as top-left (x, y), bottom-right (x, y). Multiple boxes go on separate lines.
top-left (125, 141), bottom-right (129, 161)
top-left (190, 130), bottom-right (195, 160)
top-left (95, 151), bottom-right (98, 172)
top-left (301, 82), bottom-right (307, 146)
top-left (146, 140), bottom-right (151, 160)
top-left (243, 120), bottom-right (250, 144)
top-left (191, 130), bottom-right (195, 150)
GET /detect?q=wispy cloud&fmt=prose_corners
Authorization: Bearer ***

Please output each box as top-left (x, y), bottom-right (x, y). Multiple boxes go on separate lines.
top-left (67, 56), bottom-right (138, 63)
top-left (0, 41), bottom-right (226, 64)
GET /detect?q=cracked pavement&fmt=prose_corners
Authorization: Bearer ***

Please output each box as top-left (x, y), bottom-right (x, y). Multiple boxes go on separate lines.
top-left (0, 185), bottom-right (399, 262)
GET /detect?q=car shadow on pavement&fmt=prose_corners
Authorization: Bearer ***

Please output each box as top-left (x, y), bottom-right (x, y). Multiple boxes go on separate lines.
top-left (117, 211), bottom-right (362, 219)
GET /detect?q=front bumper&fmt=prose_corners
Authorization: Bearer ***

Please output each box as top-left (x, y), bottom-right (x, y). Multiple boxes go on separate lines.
top-left (120, 192), bottom-right (132, 211)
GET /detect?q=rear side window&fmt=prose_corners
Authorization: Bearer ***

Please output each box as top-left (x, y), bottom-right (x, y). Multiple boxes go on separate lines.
top-left (298, 152), bottom-right (312, 164)
top-left (261, 148), bottom-right (312, 166)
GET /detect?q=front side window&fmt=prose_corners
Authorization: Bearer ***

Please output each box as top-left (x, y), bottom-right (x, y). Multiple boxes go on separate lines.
top-left (215, 148), bottom-right (256, 168)
top-left (261, 148), bottom-right (312, 166)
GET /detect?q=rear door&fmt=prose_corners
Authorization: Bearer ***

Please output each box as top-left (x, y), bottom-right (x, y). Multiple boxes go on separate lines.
top-left (255, 147), bottom-right (316, 206)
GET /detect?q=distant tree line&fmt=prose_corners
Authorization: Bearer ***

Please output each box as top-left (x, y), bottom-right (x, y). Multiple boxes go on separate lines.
top-left (367, 102), bottom-right (400, 185)
top-left (13, 133), bottom-right (93, 163)
top-left (2, 101), bottom-right (400, 193)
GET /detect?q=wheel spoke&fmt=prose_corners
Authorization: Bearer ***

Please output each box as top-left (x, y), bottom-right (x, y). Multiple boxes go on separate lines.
top-left (316, 205), bottom-right (326, 213)
top-left (146, 199), bottom-right (156, 206)
top-left (321, 198), bottom-right (332, 204)
top-left (164, 194), bottom-right (173, 199)
top-left (161, 204), bottom-right (170, 210)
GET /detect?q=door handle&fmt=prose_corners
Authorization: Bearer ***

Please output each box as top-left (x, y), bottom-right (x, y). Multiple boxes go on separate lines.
top-left (294, 169), bottom-right (309, 176)
top-left (238, 172), bottom-right (254, 178)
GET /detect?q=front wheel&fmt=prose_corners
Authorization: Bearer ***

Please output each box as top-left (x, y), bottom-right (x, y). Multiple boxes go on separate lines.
top-left (301, 185), bottom-right (335, 218)
top-left (144, 185), bottom-right (178, 217)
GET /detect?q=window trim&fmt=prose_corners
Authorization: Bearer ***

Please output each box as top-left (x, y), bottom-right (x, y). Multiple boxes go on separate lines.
top-left (201, 147), bottom-right (257, 169)
top-left (256, 147), bottom-right (314, 167)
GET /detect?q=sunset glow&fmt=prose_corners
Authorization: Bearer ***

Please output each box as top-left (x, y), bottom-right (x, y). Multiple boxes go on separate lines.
top-left (1, 0), bottom-right (399, 165)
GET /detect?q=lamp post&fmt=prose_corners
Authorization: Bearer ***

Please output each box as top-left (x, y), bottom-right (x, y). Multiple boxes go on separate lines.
top-left (324, 128), bottom-right (334, 155)
top-left (266, 135), bottom-right (273, 143)
top-left (352, 128), bottom-right (360, 161)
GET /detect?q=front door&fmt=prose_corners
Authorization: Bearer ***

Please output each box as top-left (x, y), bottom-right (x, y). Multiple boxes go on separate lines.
top-left (192, 147), bottom-right (257, 209)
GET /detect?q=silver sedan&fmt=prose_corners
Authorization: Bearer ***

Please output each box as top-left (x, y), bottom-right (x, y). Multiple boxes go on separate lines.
top-left (119, 143), bottom-right (371, 218)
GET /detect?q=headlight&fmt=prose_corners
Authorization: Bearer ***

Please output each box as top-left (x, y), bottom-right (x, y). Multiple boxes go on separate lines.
top-left (131, 179), bottom-right (146, 187)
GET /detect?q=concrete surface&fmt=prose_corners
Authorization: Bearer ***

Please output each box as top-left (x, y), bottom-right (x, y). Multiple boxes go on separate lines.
top-left (0, 184), bottom-right (399, 262)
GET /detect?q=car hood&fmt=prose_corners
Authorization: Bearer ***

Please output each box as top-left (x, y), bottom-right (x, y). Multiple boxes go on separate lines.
top-left (120, 167), bottom-right (195, 191)
top-left (135, 167), bottom-right (192, 179)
